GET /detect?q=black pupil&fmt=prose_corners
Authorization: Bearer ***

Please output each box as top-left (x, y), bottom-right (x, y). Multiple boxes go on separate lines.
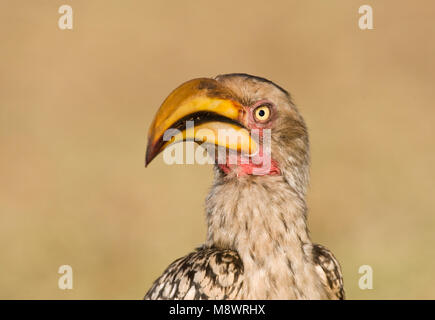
top-left (258, 109), bottom-right (265, 117)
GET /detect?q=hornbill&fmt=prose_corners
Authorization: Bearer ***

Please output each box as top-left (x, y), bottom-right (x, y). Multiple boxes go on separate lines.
top-left (144, 73), bottom-right (344, 300)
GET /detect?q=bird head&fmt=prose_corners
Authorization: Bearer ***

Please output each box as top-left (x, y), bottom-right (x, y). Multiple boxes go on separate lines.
top-left (146, 73), bottom-right (310, 196)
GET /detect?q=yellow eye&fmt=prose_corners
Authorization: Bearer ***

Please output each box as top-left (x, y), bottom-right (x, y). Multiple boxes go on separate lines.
top-left (254, 105), bottom-right (271, 122)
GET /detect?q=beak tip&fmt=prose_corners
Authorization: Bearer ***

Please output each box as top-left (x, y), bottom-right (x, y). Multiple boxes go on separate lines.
top-left (145, 150), bottom-right (151, 167)
top-left (145, 142), bottom-right (157, 167)
top-left (145, 157), bottom-right (151, 167)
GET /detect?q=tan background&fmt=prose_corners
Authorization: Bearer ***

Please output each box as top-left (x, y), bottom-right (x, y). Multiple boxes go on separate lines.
top-left (0, 0), bottom-right (434, 299)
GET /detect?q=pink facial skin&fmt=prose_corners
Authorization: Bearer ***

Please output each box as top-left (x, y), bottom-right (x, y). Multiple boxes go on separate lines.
top-left (218, 100), bottom-right (281, 177)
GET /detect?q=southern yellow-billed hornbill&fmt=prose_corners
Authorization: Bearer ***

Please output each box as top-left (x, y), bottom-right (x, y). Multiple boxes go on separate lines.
top-left (144, 73), bottom-right (344, 299)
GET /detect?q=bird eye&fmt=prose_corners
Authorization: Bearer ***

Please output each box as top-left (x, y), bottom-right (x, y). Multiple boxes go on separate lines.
top-left (254, 105), bottom-right (271, 122)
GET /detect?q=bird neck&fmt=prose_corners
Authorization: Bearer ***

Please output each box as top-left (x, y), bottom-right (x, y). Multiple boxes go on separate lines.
top-left (205, 172), bottom-right (327, 299)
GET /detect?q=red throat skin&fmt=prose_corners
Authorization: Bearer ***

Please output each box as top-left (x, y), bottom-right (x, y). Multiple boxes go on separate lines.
top-left (217, 150), bottom-right (281, 177)
top-left (217, 126), bottom-right (281, 177)
top-left (218, 160), bottom-right (281, 176)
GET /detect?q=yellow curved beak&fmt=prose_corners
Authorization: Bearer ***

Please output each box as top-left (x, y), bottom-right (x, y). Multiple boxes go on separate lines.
top-left (145, 78), bottom-right (257, 166)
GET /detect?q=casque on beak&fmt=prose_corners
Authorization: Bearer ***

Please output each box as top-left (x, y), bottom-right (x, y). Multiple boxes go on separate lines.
top-left (145, 78), bottom-right (258, 166)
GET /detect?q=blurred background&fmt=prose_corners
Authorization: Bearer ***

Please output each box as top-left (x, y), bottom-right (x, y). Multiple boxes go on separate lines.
top-left (0, 0), bottom-right (434, 299)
